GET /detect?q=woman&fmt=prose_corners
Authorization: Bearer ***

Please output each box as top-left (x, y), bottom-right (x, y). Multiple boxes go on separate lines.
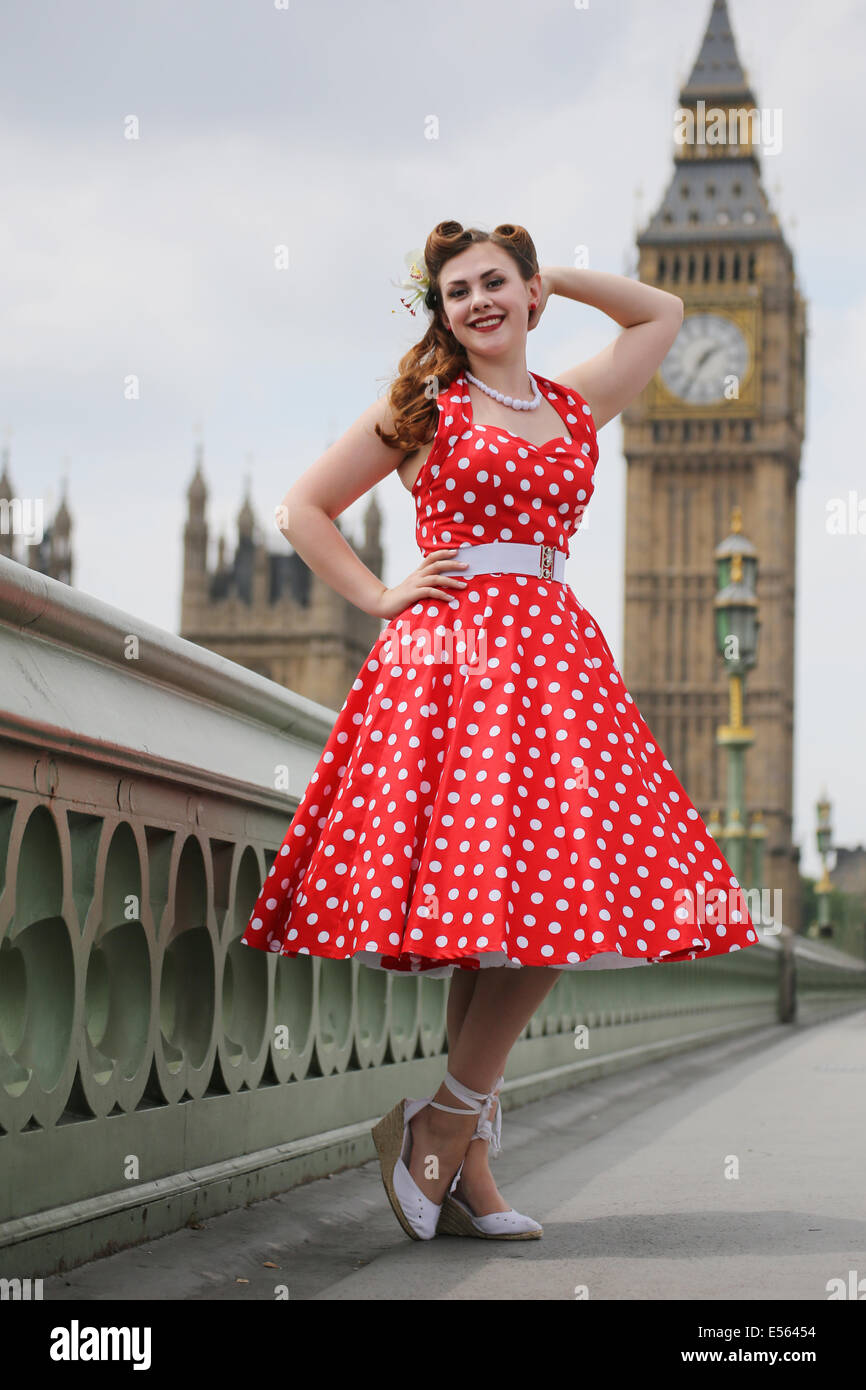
top-left (241, 220), bottom-right (760, 1243)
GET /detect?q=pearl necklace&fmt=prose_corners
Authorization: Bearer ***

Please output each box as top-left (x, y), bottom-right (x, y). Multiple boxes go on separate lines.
top-left (464, 369), bottom-right (541, 411)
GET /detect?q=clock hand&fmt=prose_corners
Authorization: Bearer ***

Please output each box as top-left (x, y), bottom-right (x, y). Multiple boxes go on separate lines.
top-left (682, 344), bottom-right (724, 394)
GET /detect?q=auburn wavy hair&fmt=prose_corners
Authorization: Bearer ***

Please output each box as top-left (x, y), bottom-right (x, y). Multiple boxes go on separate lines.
top-left (376, 220), bottom-right (540, 455)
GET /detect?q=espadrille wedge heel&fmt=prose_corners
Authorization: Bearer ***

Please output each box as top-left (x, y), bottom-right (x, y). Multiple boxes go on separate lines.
top-left (437, 1191), bottom-right (543, 1239)
top-left (370, 1071), bottom-right (502, 1241)
top-left (437, 1075), bottom-right (543, 1240)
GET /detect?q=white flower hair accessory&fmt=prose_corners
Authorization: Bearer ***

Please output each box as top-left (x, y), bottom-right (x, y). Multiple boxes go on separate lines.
top-left (391, 248), bottom-right (431, 318)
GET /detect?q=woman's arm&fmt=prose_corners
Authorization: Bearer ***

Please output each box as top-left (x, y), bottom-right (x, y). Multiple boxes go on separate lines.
top-left (546, 267), bottom-right (684, 430)
top-left (273, 395), bottom-right (403, 617)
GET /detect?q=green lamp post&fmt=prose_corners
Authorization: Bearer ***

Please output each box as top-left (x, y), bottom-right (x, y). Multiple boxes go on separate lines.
top-left (713, 506), bottom-right (760, 889)
top-left (814, 792), bottom-right (834, 939)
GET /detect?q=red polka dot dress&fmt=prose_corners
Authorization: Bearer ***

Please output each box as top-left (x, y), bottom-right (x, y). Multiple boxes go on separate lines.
top-left (240, 370), bottom-right (761, 975)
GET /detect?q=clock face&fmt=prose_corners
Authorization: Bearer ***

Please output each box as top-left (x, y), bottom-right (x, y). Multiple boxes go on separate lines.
top-left (660, 312), bottom-right (750, 404)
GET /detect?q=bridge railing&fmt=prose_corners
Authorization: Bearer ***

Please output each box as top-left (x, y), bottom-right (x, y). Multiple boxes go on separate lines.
top-left (1, 553), bottom-right (863, 1278)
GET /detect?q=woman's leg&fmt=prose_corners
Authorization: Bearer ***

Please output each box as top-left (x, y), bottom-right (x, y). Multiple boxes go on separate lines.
top-left (444, 969), bottom-right (511, 1214)
top-left (408, 964), bottom-right (562, 1207)
top-left (446, 967), bottom-right (477, 1048)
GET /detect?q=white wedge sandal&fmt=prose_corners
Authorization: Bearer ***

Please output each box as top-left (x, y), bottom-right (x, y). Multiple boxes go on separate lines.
top-left (437, 1074), bottom-right (543, 1240)
top-left (371, 1071), bottom-right (508, 1241)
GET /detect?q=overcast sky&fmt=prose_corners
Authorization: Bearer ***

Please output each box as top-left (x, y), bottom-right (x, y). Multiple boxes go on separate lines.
top-left (2, 0), bottom-right (863, 879)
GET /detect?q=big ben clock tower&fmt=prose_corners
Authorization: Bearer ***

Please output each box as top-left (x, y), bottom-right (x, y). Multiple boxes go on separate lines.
top-left (623, 0), bottom-right (807, 927)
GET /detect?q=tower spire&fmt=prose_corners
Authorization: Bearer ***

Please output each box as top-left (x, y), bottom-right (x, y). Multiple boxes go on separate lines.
top-left (680, 0), bottom-right (755, 105)
top-left (639, 0), bottom-right (779, 246)
top-left (238, 461), bottom-right (255, 541)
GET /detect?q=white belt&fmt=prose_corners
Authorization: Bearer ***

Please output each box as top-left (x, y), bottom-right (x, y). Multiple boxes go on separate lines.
top-left (442, 541), bottom-right (567, 582)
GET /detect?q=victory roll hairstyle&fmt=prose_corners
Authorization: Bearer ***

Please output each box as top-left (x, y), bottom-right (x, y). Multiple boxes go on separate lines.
top-left (377, 220), bottom-right (540, 455)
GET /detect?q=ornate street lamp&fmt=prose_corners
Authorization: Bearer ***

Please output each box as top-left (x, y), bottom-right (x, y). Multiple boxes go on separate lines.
top-left (814, 792), bottom-right (834, 939)
top-left (713, 506), bottom-right (760, 888)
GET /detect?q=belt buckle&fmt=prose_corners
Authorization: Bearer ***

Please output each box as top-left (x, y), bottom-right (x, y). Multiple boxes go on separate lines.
top-left (538, 544), bottom-right (555, 579)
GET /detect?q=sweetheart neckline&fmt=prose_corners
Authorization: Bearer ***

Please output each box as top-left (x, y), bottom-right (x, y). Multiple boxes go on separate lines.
top-left (462, 371), bottom-right (574, 455)
top-left (408, 371), bottom-right (589, 495)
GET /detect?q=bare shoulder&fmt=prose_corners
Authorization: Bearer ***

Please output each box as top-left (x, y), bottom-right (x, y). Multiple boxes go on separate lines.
top-left (550, 365), bottom-right (604, 428)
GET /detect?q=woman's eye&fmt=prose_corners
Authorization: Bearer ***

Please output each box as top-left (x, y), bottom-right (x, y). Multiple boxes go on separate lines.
top-left (452, 279), bottom-right (503, 298)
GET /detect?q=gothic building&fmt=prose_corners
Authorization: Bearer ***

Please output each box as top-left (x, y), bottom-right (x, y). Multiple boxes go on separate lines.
top-left (0, 450), bottom-right (73, 583)
top-left (624, 0), bottom-right (806, 925)
top-left (179, 444), bottom-right (385, 712)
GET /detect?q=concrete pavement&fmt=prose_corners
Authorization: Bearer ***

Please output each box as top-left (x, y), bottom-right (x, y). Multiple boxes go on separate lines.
top-left (44, 1009), bottom-right (866, 1301)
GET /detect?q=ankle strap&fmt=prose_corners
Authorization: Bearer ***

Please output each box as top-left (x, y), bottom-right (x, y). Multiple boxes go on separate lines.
top-left (428, 1070), bottom-right (498, 1115)
top-left (427, 1072), bottom-right (505, 1158)
top-left (476, 1075), bottom-right (504, 1156)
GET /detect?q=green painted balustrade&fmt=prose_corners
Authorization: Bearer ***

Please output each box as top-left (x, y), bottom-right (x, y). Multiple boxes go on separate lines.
top-left (1, 553), bottom-right (864, 1278)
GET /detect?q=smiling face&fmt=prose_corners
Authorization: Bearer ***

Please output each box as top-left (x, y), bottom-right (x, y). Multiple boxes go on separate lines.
top-left (438, 243), bottom-right (539, 359)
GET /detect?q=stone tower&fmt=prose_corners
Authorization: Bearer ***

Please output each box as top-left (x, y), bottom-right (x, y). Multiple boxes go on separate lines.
top-left (180, 444), bottom-right (386, 712)
top-left (0, 450), bottom-right (74, 584)
top-left (623, 0), bottom-right (806, 926)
